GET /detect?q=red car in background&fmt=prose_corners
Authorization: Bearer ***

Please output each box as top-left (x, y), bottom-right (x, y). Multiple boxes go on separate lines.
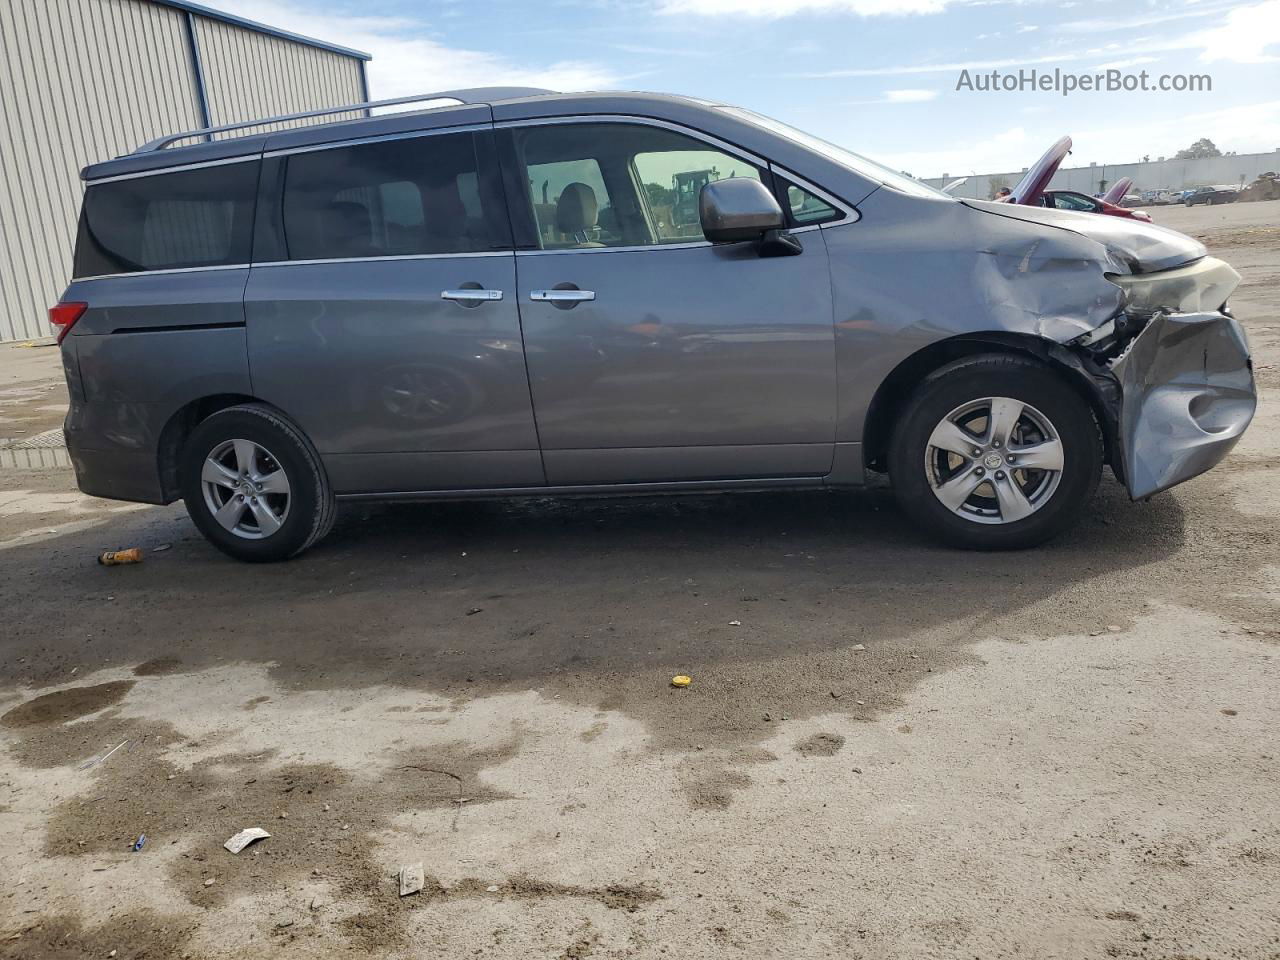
top-left (1036, 189), bottom-right (1152, 222)
top-left (999, 140), bottom-right (1152, 221)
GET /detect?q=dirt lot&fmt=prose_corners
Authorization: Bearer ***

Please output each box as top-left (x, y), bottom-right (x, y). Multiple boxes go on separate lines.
top-left (1, 200), bottom-right (1278, 960)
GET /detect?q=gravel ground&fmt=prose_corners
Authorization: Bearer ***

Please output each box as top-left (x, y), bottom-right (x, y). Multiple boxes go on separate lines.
top-left (1, 200), bottom-right (1278, 960)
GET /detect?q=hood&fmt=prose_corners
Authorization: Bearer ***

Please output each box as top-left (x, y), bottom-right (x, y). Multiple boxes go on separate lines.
top-left (1010, 135), bottom-right (1072, 205)
top-left (1102, 177), bottom-right (1133, 206)
top-left (962, 198), bottom-right (1207, 274)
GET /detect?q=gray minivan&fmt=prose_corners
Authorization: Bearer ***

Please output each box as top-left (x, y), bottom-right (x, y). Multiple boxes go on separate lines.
top-left (54, 87), bottom-right (1255, 561)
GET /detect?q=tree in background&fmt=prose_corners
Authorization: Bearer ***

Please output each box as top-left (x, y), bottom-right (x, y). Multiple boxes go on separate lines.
top-left (1174, 138), bottom-right (1223, 159)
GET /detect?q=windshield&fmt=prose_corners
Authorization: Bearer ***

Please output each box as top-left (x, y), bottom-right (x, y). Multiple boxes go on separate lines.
top-left (719, 106), bottom-right (951, 201)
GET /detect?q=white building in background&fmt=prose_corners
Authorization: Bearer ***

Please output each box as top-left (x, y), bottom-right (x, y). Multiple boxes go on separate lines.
top-left (924, 150), bottom-right (1280, 201)
top-left (0, 0), bottom-right (371, 344)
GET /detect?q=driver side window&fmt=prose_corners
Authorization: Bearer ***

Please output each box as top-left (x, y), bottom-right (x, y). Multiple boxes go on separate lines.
top-left (632, 148), bottom-right (762, 242)
top-left (507, 122), bottom-right (767, 249)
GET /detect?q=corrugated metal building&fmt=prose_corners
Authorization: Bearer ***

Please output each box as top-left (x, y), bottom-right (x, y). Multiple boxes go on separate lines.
top-left (0, 0), bottom-right (370, 344)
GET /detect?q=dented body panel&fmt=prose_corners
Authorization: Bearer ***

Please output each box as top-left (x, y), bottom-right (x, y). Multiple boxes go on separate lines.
top-left (1111, 310), bottom-right (1254, 499)
top-left (825, 185), bottom-right (1254, 500)
top-left (962, 198), bottom-right (1207, 273)
top-left (828, 188), bottom-right (1128, 447)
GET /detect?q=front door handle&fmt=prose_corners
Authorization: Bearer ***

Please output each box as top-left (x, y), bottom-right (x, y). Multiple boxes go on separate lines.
top-left (530, 289), bottom-right (595, 303)
top-left (441, 288), bottom-right (503, 303)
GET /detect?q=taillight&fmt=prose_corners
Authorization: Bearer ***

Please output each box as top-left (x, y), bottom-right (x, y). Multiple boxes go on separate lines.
top-left (49, 301), bottom-right (87, 344)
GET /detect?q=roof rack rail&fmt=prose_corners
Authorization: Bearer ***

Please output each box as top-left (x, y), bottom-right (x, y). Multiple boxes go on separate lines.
top-left (133, 86), bottom-right (557, 154)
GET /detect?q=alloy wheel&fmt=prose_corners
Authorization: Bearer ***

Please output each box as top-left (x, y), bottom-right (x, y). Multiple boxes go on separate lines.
top-left (924, 396), bottom-right (1064, 525)
top-left (200, 438), bottom-right (291, 539)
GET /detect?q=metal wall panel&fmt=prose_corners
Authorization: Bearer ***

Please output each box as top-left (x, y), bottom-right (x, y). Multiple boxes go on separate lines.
top-left (194, 15), bottom-right (364, 140)
top-left (0, 0), bottom-right (366, 344)
top-left (0, 0), bottom-right (202, 342)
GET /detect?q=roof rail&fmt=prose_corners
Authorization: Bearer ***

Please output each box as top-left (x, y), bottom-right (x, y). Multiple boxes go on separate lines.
top-left (133, 86), bottom-right (557, 154)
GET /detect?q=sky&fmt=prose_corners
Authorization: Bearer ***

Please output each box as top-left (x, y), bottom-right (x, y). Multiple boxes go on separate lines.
top-left (212, 0), bottom-right (1280, 179)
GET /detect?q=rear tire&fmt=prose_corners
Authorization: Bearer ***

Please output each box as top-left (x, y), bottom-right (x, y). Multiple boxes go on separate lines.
top-left (888, 354), bottom-right (1102, 550)
top-left (180, 404), bottom-right (335, 562)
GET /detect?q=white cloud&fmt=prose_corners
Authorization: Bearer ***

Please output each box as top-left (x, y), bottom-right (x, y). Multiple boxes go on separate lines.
top-left (793, 0), bottom-right (1280, 76)
top-left (875, 125), bottom-right (1031, 178)
top-left (1092, 55), bottom-right (1161, 70)
top-left (795, 50), bottom-right (1098, 77)
top-left (847, 87), bottom-right (939, 104)
top-left (1073, 98), bottom-right (1280, 161)
top-left (873, 99), bottom-right (1280, 178)
top-left (1189, 0), bottom-right (1280, 62)
top-left (1058, 3), bottom-right (1238, 33)
top-left (656, 0), bottom-right (951, 18)
top-left (609, 42), bottom-right (703, 56)
top-left (885, 88), bottom-right (939, 101)
top-left (207, 0), bottom-right (619, 98)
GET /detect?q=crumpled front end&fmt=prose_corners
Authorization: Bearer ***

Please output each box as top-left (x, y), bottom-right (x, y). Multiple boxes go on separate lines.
top-left (1112, 309), bottom-right (1255, 499)
top-left (1074, 257), bottom-right (1256, 499)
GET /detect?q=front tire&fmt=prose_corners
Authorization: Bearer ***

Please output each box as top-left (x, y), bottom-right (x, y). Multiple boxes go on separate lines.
top-left (180, 404), bottom-right (335, 562)
top-left (888, 354), bottom-right (1102, 550)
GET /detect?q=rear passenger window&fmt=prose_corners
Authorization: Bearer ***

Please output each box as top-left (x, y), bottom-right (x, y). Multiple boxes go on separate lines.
top-left (281, 132), bottom-right (493, 260)
top-left (74, 161), bottom-right (258, 277)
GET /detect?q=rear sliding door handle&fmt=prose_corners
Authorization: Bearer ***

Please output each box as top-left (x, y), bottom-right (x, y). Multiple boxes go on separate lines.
top-left (441, 288), bottom-right (503, 303)
top-left (530, 289), bottom-right (595, 303)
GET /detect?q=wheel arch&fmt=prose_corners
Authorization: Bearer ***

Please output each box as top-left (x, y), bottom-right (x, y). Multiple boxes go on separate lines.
top-left (862, 332), bottom-right (1121, 476)
top-left (156, 393), bottom-right (269, 502)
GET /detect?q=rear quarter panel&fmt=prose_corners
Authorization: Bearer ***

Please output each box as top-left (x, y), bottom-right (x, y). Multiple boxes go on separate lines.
top-left (65, 269), bottom-right (252, 468)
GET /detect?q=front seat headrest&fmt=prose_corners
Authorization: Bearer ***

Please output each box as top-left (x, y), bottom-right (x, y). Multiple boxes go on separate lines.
top-left (556, 182), bottom-right (599, 236)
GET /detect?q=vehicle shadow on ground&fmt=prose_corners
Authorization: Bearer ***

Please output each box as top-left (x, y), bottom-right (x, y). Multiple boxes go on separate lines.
top-left (0, 475), bottom-right (1197, 749)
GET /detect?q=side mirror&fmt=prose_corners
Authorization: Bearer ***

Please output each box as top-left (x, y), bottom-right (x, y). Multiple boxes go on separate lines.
top-left (699, 178), bottom-right (785, 244)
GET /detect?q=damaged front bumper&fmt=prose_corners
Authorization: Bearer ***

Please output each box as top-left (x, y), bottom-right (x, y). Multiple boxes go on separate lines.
top-left (1111, 308), bottom-right (1255, 499)
top-left (1077, 257), bottom-right (1256, 500)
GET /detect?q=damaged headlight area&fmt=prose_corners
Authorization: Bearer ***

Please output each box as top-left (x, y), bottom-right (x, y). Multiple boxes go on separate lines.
top-left (1070, 256), bottom-right (1255, 500)
top-left (1073, 257), bottom-right (1242, 361)
top-left (1106, 256), bottom-right (1241, 317)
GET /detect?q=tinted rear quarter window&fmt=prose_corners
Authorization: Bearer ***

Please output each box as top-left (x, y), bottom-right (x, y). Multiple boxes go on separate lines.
top-left (74, 161), bottom-right (259, 277)
top-left (281, 132), bottom-right (494, 260)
